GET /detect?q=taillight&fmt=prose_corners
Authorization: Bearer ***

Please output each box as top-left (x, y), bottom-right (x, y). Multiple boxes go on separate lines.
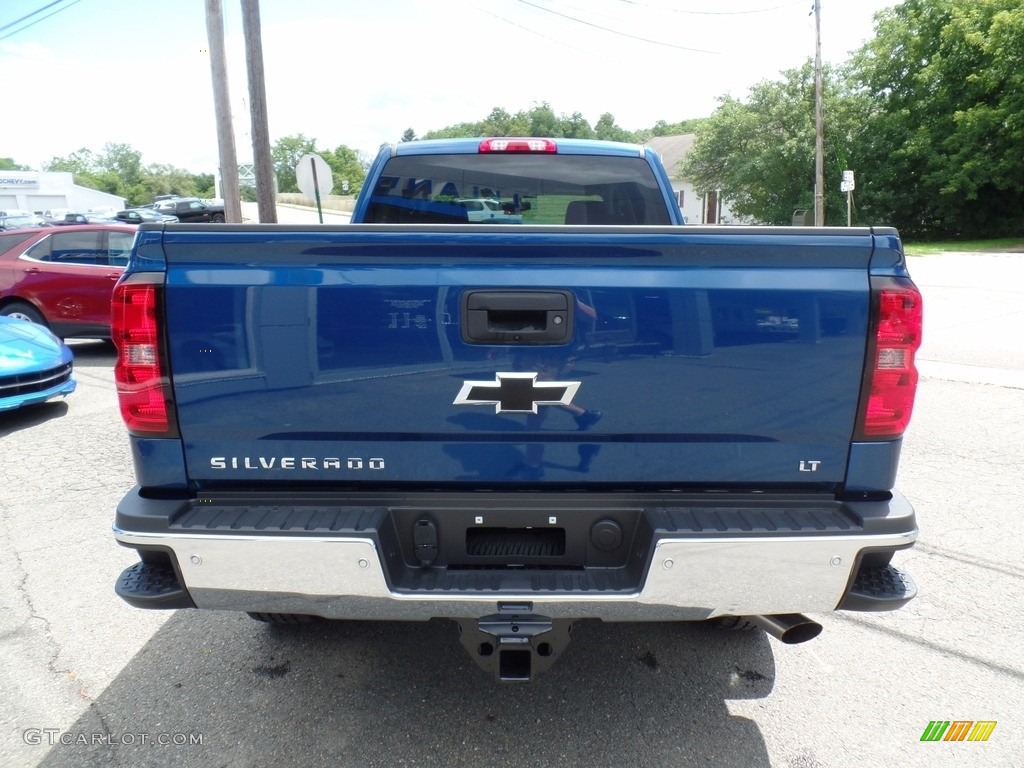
top-left (112, 275), bottom-right (177, 437)
top-left (855, 278), bottom-right (923, 440)
top-left (479, 138), bottom-right (557, 153)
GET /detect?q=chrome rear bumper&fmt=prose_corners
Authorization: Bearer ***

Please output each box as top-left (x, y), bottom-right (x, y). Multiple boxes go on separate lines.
top-left (114, 491), bottom-right (917, 621)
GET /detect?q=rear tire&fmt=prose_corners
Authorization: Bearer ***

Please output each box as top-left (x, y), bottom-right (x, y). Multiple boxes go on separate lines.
top-left (211, 213), bottom-right (225, 223)
top-left (246, 612), bottom-right (322, 625)
top-left (0, 301), bottom-right (46, 326)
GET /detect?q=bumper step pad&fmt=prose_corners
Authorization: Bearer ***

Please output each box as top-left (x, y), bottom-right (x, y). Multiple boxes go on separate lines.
top-left (115, 561), bottom-right (195, 610)
top-left (838, 563), bottom-right (917, 612)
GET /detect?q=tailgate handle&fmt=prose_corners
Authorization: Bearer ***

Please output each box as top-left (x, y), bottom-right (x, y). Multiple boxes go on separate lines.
top-left (462, 290), bottom-right (574, 344)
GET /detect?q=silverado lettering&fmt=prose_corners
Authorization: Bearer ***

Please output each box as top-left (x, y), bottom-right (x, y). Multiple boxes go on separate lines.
top-left (209, 457), bottom-right (386, 470)
top-left (111, 137), bottom-right (922, 682)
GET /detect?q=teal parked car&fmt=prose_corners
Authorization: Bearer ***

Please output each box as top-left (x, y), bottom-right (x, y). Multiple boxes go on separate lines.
top-left (0, 315), bottom-right (76, 412)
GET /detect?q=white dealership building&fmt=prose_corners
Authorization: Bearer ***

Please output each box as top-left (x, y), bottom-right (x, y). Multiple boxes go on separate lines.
top-left (0, 170), bottom-right (124, 215)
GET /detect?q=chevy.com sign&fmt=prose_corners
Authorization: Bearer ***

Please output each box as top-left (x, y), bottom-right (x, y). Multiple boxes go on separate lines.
top-left (0, 175), bottom-right (39, 188)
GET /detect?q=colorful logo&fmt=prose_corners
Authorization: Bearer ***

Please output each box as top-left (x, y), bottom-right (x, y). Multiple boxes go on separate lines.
top-left (920, 721), bottom-right (997, 742)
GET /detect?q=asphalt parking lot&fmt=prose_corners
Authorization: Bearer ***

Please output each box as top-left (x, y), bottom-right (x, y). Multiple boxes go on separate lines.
top-left (1, 249), bottom-right (1022, 767)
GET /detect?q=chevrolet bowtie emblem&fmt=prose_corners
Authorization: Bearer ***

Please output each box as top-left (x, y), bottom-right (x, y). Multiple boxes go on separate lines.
top-left (453, 372), bottom-right (581, 414)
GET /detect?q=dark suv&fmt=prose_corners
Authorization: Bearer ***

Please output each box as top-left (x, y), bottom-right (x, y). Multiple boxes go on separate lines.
top-left (151, 197), bottom-right (226, 223)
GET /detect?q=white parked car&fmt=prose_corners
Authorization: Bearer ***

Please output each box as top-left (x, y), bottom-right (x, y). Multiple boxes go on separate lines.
top-left (456, 198), bottom-right (523, 223)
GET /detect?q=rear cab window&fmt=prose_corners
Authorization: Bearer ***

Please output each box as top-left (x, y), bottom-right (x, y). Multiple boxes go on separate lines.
top-left (364, 153), bottom-right (672, 225)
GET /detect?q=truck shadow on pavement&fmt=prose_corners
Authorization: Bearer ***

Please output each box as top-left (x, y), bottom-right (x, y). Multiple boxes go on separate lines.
top-left (39, 612), bottom-right (775, 768)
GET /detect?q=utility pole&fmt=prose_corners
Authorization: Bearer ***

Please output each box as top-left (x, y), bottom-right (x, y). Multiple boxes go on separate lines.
top-left (241, 0), bottom-right (276, 223)
top-left (813, 0), bottom-right (824, 226)
top-left (204, 0), bottom-right (242, 223)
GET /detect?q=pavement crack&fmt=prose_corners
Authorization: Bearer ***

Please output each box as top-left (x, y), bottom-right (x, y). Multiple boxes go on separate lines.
top-left (4, 519), bottom-right (92, 701)
top-left (88, 700), bottom-right (114, 739)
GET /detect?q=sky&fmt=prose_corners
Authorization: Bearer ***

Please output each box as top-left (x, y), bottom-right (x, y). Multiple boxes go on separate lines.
top-left (0, 0), bottom-right (899, 174)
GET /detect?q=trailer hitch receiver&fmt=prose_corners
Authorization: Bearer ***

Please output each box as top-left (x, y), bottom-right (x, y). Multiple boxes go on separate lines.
top-left (456, 603), bottom-right (573, 682)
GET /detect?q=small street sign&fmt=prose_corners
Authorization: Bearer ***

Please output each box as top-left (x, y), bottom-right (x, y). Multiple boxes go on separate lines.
top-left (295, 153), bottom-right (333, 222)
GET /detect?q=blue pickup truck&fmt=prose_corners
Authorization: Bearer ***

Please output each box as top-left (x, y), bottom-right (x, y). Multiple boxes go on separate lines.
top-left (111, 137), bottom-right (922, 681)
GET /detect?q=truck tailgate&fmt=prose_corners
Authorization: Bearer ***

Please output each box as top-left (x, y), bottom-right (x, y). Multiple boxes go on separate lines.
top-left (160, 225), bottom-right (874, 488)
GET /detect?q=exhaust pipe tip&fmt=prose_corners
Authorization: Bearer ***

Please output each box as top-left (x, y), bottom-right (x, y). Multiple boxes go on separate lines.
top-left (749, 613), bottom-right (822, 644)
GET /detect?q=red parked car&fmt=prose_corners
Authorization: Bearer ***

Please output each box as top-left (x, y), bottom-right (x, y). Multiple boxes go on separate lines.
top-left (0, 223), bottom-right (137, 338)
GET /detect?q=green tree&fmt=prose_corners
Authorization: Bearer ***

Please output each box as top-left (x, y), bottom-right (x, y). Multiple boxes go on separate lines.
top-left (650, 118), bottom-right (706, 137)
top-left (45, 148), bottom-right (99, 176)
top-left (130, 164), bottom-right (212, 204)
top-left (849, 0), bottom-right (1024, 238)
top-left (46, 145), bottom-right (214, 206)
top-left (594, 113), bottom-right (636, 143)
top-left (419, 103), bottom-right (711, 145)
top-left (45, 148), bottom-right (119, 198)
top-left (320, 144), bottom-right (367, 197)
top-left (100, 143), bottom-right (144, 187)
top-left (527, 103), bottom-right (560, 136)
top-left (682, 62), bottom-right (857, 225)
top-left (481, 107), bottom-right (530, 136)
top-left (192, 172), bottom-right (216, 199)
top-left (271, 134), bottom-right (318, 193)
top-left (559, 112), bottom-right (596, 139)
top-left (0, 157), bottom-right (31, 171)
top-left (422, 121), bottom-right (484, 140)
top-left (400, 128), bottom-right (416, 142)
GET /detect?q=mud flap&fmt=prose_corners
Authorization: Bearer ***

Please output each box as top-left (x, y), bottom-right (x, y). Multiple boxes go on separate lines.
top-left (455, 603), bottom-right (574, 682)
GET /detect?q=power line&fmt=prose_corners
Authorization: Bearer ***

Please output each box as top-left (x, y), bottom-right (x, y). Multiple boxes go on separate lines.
top-left (516, 0), bottom-right (722, 55)
top-left (478, 8), bottom-right (593, 56)
top-left (613, 0), bottom-right (806, 16)
top-left (0, 0), bottom-right (84, 42)
top-left (0, 0), bottom-right (65, 33)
